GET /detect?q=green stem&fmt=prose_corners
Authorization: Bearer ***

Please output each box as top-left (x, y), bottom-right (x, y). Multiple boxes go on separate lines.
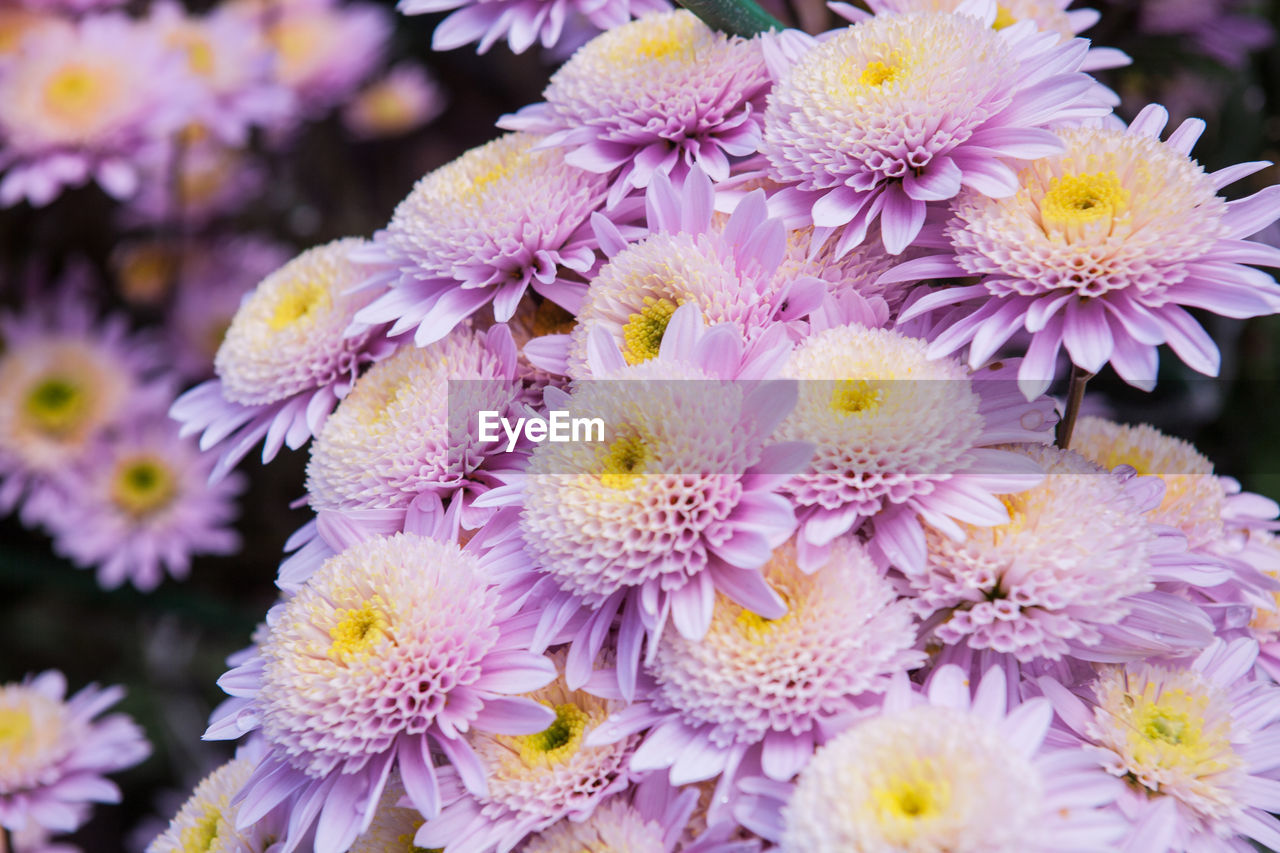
top-left (676, 0), bottom-right (784, 37)
top-left (1055, 365), bottom-right (1094, 450)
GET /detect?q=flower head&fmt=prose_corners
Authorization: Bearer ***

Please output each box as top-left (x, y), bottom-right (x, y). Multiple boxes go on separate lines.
top-left (0, 671), bottom-right (150, 837)
top-left (1041, 639), bottom-right (1280, 852)
top-left (773, 666), bottom-right (1124, 852)
top-left (214, 532), bottom-right (556, 853)
top-left (778, 325), bottom-right (1052, 569)
top-left (500, 11), bottom-right (770, 207)
top-left (148, 744), bottom-right (285, 853)
top-left (343, 62), bottom-right (445, 140)
top-left (895, 106), bottom-right (1280, 397)
top-left (0, 13), bottom-right (195, 206)
top-left (171, 238), bottom-right (393, 481)
top-left (353, 133), bottom-right (606, 346)
top-left (907, 444), bottom-right (1161, 662)
top-left (31, 420), bottom-right (244, 591)
top-left (761, 5), bottom-right (1107, 256)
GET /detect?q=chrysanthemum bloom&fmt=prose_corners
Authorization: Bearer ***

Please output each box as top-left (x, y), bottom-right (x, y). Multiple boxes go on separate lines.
top-left (148, 1), bottom-right (294, 145)
top-left (588, 536), bottom-right (920, 802)
top-left (400, 0), bottom-right (666, 55)
top-left (906, 443), bottom-right (1214, 662)
top-left (1039, 638), bottom-right (1280, 852)
top-left (343, 62), bottom-right (445, 140)
top-left (262, 0), bottom-right (390, 120)
top-left (210, 532), bottom-right (557, 853)
top-left (892, 105), bottom-right (1280, 397)
top-left (759, 1), bottom-right (1109, 258)
top-left (549, 168), bottom-right (821, 378)
top-left (777, 325), bottom-right (1052, 569)
top-left (30, 420), bottom-right (243, 591)
top-left (164, 236), bottom-right (294, 379)
top-left (305, 324), bottom-right (524, 531)
top-left (842, 0), bottom-right (1130, 71)
top-left (416, 652), bottom-right (639, 852)
top-left (0, 302), bottom-right (163, 517)
top-left (148, 742), bottom-right (287, 853)
top-left (500, 11), bottom-right (769, 208)
top-left (351, 133), bottom-right (607, 346)
top-left (0, 14), bottom-right (196, 206)
top-left (171, 238), bottom-right (395, 482)
top-left (0, 671), bottom-right (150, 838)
top-left (734, 665), bottom-right (1125, 851)
top-left (512, 352), bottom-right (807, 698)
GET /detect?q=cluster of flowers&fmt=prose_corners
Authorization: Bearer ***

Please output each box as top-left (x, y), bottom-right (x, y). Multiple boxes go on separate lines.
top-left (122, 0), bottom-right (1280, 851)
top-left (0, 273), bottom-right (248, 591)
top-left (0, 0), bottom-right (443, 209)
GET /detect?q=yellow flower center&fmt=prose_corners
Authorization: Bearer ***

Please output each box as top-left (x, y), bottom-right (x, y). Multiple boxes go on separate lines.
top-left (1039, 171), bottom-right (1130, 231)
top-left (1120, 686), bottom-right (1236, 778)
top-left (178, 806), bottom-right (220, 852)
top-left (621, 297), bottom-right (679, 365)
top-left (168, 29), bottom-right (217, 77)
top-left (993, 5), bottom-right (1018, 29)
top-left (111, 456), bottom-right (178, 518)
top-left (0, 707), bottom-right (33, 748)
top-left (868, 758), bottom-right (951, 843)
top-left (329, 600), bottom-right (391, 662)
top-left (515, 703), bottom-right (588, 765)
top-left (24, 375), bottom-right (89, 437)
top-left (830, 379), bottom-right (883, 415)
top-left (358, 85), bottom-right (416, 133)
top-left (859, 59), bottom-right (901, 88)
top-left (268, 279), bottom-right (330, 331)
top-left (43, 63), bottom-right (110, 122)
top-left (599, 434), bottom-right (648, 490)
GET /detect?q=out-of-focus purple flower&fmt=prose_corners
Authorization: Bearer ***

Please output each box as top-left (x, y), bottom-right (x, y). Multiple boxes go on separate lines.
top-left (893, 105), bottom-right (1280, 398)
top-left (171, 238), bottom-right (395, 482)
top-left (0, 671), bottom-right (151, 839)
top-left (343, 62), bottom-right (445, 140)
top-left (119, 133), bottom-right (267, 228)
top-left (500, 11), bottom-right (769, 208)
top-left (400, 0), bottom-right (668, 55)
top-left (758, 0), bottom-right (1112, 257)
top-left (1137, 0), bottom-right (1274, 68)
top-left (0, 13), bottom-right (197, 207)
top-left (29, 419), bottom-right (244, 591)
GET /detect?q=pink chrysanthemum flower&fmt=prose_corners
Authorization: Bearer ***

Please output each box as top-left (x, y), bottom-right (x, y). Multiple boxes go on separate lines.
top-left (305, 324), bottom-right (524, 531)
top-left (500, 11), bottom-right (769, 207)
top-left (758, 0), bottom-right (1109, 258)
top-left (839, 0), bottom-right (1130, 71)
top-left (147, 742), bottom-right (287, 853)
top-left (509, 343), bottom-right (808, 698)
top-left (777, 325), bottom-right (1054, 570)
top-left (400, 0), bottom-right (666, 55)
top-left (351, 133), bottom-right (607, 347)
top-left (0, 13), bottom-right (196, 206)
top-left (0, 671), bottom-right (150, 839)
top-left (148, 1), bottom-right (293, 145)
top-left (209, 532), bottom-right (557, 853)
top-left (588, 536), bottom-right (920, 802)
top-left (171, 238), bottom-right (395, 482)
top-left (539, 168), bottom-right (821, 378)
top-left (0, 300), bottom-right (164, 518)
top-left (343, 62), bottom-right (445, 140)
top-left (906, 443), bottom-right (1214, 662)
top-left (30, 420), bottom-right (243, 591)
top-left (416, 652), bottom-right (638, 852)
top-left (1040, 638), bottom-right (1280, 852)
top-left (261, 0), bottom-right (390, 121)
top-left (893, 105), bottom-right (1280, 397)
top-left (742, 664), bottom-right (1126, 851)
